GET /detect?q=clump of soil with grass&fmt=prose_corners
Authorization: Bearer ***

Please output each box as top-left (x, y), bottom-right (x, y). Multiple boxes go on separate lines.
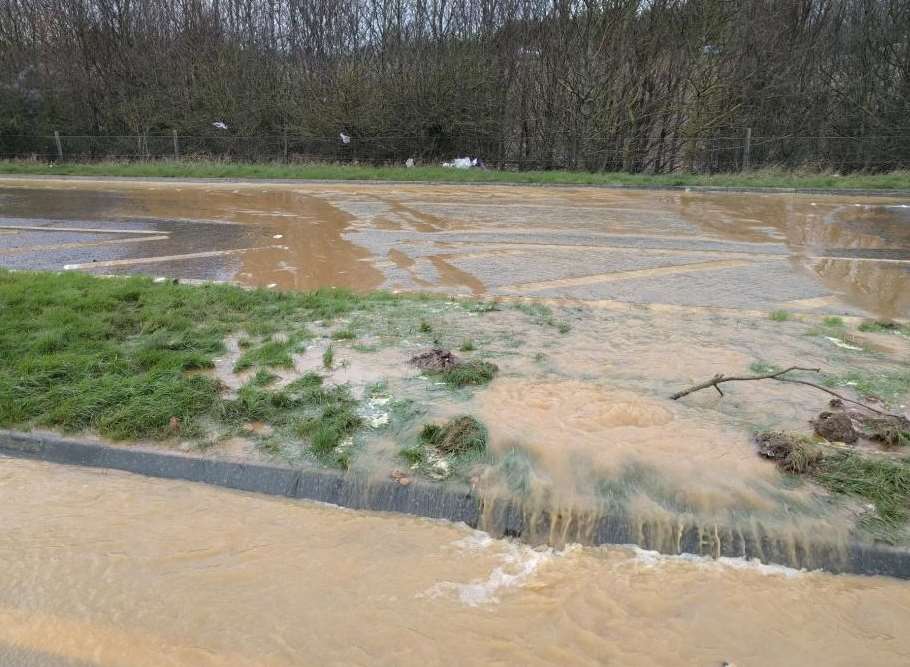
top-left (421, 415), bottom-right (488, 455)
top-left (399, 415), bottom-right (489, 481)
top-left (409, 348), bottom-right (498, 387)
top-left (410, 348), bottom-right (460, 371)
top-left (755, 431), bottom-right (824, 473)
top-left (755, 421), bottom-right (910, 540)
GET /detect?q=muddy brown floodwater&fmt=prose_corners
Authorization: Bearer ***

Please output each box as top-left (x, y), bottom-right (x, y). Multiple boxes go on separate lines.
top-left (1, 177), bottom-right (909, 316)
top-left (2, 458), bottom-right (910, 667)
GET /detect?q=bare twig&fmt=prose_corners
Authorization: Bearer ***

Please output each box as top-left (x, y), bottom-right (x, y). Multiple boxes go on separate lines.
top-left (670, 366), bottom-right (901, 418)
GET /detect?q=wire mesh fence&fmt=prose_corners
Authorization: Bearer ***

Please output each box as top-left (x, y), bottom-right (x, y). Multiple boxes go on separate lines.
top-left (2, 131), bottom-right (909, 173)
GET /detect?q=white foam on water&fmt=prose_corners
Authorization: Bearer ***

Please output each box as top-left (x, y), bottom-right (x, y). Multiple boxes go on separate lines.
top-left (626, 546), bottom-right (805, 578)
top-left (421, 533), bottom-right (564, 606)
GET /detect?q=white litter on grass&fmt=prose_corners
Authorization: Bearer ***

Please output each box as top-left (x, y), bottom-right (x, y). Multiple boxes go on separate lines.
top-left (266, 283), bottom-right (277, 289)
top-left (825, 336), bottom-right (863, 351)
top-left (212, 121), bottom-right (228, 130)
top-left (421, 539), bottom-right (559, 606)
top-left (339, 132), bottom-right (351, 145)
top-left (405, 158), bottom-right (415, 168)
top-left (442, 157), bottom-right (478, 169)
top-left (272, 234), bottom-right (283, 239)
top-left (153, 276), bottom-right (167, 283)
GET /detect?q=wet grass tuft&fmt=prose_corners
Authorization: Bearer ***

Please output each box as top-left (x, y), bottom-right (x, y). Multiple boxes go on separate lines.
top-left (234, 338), bottom-right (297, 372)
top-left (331, 327), bottom-right (357, 341)
top-left (815, 453), bottom-right (910, 538)
top-left (420, 415), bottom-right (488, 455)
top-left (322, 345), bottom-right (334, 369)
top-left (435, 360), bottom-right (498, 388)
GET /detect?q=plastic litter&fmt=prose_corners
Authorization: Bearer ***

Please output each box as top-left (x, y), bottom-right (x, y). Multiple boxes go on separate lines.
top-left (405, 158), bottom-right (415, 168)
top-left (442, 157), bottom-right (481, 169)
top-left (339, 132), bottom-right (351, 145)
top-left (212, 121), bottom-right (228, 130)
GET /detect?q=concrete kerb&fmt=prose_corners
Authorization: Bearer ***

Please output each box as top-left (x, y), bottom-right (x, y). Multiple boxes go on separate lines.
top-left (2, 429), bottom-right (909, 579)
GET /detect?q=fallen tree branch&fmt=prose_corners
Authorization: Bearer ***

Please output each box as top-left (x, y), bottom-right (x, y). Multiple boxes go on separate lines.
top-left (670, 366), bottom-right (901, 418)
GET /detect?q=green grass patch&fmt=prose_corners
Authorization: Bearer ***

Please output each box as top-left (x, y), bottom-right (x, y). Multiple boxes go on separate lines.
top-left (434, 360), bottom-right (498, 388)
top-left (458, 338), bottom-right (476, 352)
top-left (331, 327), bottom-right (357, 340)
top-left (769, 309), bottom-right (792, 322)
top-left (250, 369), bottom-right (278, 387)
top-left (0, 270), bottom-right (419, 441)
top-left (3, 161), bottom-right (910, 191)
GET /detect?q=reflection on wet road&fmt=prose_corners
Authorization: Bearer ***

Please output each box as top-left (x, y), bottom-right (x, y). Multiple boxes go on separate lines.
top-left (1, 177), bottom-right (908, 317)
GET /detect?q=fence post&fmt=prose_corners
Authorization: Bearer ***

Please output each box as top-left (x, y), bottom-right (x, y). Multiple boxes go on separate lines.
top-left (283, 127), bottom-right (288, 163)
top-left (743, 127), bottom-right (752, 171)
top-left (622, 137), bottom-right (632, 172)
top-left (54, 131), bottom-right (63, 161)
top-left (172, 129), bottom-right (179, 160)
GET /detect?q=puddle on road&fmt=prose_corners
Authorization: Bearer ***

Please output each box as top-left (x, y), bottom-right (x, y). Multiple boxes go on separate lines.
top-left (1, 179), bottom-right (909, 316)
top-left (1, 457), bottom-right (909, 667)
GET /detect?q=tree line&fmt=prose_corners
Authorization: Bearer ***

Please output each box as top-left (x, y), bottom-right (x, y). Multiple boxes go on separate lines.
top-left (1, 0), bottom-right (908, 172)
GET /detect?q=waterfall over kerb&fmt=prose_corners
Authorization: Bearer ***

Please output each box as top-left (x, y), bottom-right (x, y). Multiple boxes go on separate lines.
top-left (2, 429), bottom-right (909, 578)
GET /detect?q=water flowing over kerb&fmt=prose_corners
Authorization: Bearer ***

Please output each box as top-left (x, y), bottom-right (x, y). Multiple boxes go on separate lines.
top-left (2, 430), bottom-right (908, 579)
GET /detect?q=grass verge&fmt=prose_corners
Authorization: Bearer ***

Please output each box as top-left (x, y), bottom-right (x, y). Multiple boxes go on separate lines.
top-left (0, 270), bottom-right (406, 442)
top-left (2, 160), bottom-right (909, 190)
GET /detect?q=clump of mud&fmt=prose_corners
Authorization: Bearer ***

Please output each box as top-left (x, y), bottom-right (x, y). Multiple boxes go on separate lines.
top-left (812, 411), bottom-right (858, 443)
top-left (411, 348), bottom-right (460, 371)
top-left (813, 399), bottom-right (909, 448)
top-left (863, 416), bottom-right (910, 447)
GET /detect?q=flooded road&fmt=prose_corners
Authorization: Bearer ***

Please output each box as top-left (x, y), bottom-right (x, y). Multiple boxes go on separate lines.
top-left (2, 178), bottom-right (910, 665)
top-left (1, 177), bottom-right (909, 317)
top-left (2, 457), bottom-right (910, 667)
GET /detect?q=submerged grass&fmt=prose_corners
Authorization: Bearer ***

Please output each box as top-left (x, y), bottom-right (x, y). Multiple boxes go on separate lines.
top-left (858, 320), bottom-right (910, 336)
top-left (824, 370), bottom-right (910, 404)
top-left (815, 453), bottom-right (910, 538)
top-left (514, 301), bottom-right (571, 333)
top-left (3, 160), bottom-right (909, 190)
top-left (0, 270), bottom-right (414, 441)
